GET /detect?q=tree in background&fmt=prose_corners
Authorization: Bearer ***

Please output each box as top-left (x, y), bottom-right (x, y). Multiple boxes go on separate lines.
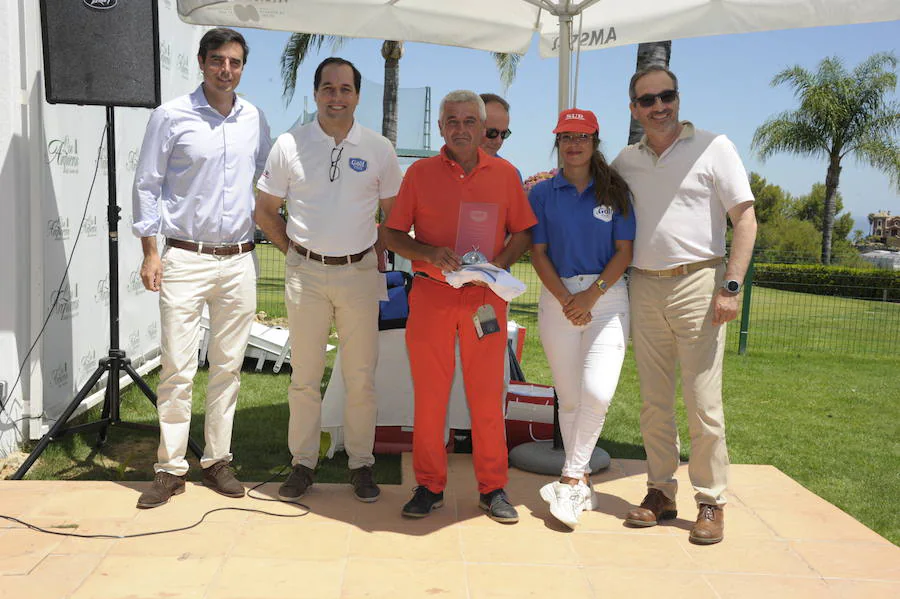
top-left (628, 41), bottom-right (672, 144)
top-left (792, 183), bottom-right (855, 244)
top-left (752, 52), bottom-right (900, 265)
top-left (749, 172), bottom-right (795, 225)
top-left (280, 35), bottom-right (519, 146)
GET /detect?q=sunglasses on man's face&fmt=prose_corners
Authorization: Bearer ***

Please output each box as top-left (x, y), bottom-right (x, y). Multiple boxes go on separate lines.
top-left (485, 128), bottom-right (512, 140)
top-left (633, 89), bottom-right (679, 108)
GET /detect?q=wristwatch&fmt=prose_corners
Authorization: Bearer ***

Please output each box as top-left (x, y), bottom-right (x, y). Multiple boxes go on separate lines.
top-left (722, 279), bottom-right (742, 295)
top-left (595, 278), bottom-right (608, 294)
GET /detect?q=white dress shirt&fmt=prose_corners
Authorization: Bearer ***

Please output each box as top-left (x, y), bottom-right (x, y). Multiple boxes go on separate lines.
top-left (132, 84), bottom-right (272, 243)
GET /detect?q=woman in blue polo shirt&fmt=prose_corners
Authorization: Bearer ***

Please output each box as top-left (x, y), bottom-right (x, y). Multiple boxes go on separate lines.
top-left (529, 108), bottom-right (635, 529)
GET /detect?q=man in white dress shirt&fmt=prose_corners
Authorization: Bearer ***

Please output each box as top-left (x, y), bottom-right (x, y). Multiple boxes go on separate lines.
top-left (132, 28), bottom-right (272, 508)
top-left (256, 57), bottom-right (402, 503)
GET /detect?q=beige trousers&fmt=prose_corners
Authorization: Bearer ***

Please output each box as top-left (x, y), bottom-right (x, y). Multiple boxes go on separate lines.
top-left (285, 247), bottom-right (380, 470)
top-left (629, 264), bottom-right (729, 507)
top-left (156, 247), bottom-right (257, 476)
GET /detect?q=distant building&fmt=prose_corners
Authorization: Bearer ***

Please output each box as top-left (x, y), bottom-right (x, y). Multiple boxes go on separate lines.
top-left (868, 211), bottom-right (900, 240)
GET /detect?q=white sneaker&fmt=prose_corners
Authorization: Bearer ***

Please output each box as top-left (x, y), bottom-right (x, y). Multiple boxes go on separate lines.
top-left (549, 481), bottom-right (589, 529)
top-left (582, 480), bottom-right (600, 511)
top-left (539, 481), bottom-right (559, 506)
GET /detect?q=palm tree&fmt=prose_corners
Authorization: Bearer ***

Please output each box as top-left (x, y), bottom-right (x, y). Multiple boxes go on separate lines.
top-left (627, 41), bottom-right (672, 144)
top-left (280, 34), bottom-right (520, 147)
top-left (753, 52), bottom-right (900, 265)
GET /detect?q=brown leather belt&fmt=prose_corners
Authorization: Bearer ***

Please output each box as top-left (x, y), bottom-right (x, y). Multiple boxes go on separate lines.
top-left (290, 240), bottom-right (371, 265)
top-left (166, 238), bottom-right (254, 256)
top-left (631, 257), bottom-right (724, 278)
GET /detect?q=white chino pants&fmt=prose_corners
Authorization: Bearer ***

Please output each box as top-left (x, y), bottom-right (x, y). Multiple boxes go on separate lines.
top-left (155, 246), bottom-right (257, 476)
top-left (538, 276), bottom-right (629, 480)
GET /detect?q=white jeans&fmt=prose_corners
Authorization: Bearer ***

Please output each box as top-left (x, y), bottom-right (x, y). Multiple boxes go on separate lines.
top-left (538, 276), bottom-right (629, 480)
top-left (155, 246), bottom-right (257, 476)
top-left (285, 247), bottom-right (381, 470)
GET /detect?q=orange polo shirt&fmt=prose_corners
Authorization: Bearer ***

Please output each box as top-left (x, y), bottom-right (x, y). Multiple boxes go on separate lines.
top-left (386, 147), bottom-right (536, 281)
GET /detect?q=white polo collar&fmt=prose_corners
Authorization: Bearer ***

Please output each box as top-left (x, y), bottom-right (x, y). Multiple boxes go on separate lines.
top-left (312, 117), bottom-right (361, 146)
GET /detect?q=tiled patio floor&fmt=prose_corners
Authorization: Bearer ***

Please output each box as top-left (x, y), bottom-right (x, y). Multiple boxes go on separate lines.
top-left (1, 454), bottom-right (897, 598)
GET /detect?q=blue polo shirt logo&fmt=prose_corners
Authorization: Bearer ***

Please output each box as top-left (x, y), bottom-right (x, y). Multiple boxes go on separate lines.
top-left (593, 205), bottom-right (613, 222)
top-left (349, 158), bottom-right (368, 172)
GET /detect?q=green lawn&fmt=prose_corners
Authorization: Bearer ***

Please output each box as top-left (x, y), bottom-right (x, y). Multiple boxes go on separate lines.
top-left (15, 258), bottom-right (900, 545)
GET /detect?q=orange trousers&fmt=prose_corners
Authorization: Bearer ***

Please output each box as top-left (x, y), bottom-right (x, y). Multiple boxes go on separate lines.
top-left (406, 276), bottom-right (509, 494)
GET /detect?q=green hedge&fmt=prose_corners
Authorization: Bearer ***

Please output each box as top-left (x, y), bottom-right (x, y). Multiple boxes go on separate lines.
top-left (753, 263), bottom-right (900, 302)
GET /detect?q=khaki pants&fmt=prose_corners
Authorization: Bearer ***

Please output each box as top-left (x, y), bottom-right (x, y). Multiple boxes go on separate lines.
top-left (629, 264), bottom-right (729, 507)
top-left (285, 247), bottom-right (380, 470)
top-left (156, 247), bottom-right (257, 476)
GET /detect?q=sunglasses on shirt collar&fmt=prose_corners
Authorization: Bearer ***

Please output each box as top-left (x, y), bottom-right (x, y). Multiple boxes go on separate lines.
top-left (485, 128), bottom-right (512, 140)
top-left (632, 89), bottom-right (679, 108)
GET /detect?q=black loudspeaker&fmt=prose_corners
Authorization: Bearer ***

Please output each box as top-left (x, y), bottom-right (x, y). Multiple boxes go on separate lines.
top-left (40, 0), bottom-right (161, 107)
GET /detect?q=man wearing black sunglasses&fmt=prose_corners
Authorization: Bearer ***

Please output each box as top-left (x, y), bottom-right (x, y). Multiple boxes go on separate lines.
top-left (256, 57), bottom-right (403, 505)
top-left (612, 66), bottom-right (757, 546)
top-left (479, 93), bottom-right (513, 157)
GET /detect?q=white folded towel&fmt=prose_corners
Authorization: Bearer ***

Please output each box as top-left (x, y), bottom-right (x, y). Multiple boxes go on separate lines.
top-left (443, 263), bottom-right (527, 302)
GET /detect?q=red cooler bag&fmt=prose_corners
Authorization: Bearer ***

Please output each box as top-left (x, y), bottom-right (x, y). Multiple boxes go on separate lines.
top-left (505, 382), bottom-right (555, 449)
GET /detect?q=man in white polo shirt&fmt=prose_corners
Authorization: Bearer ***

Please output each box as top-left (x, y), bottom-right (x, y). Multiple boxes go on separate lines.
top-left (612, 66), bottom-right (757, 545)
top-left (255, 57), bottom-right (402, 503)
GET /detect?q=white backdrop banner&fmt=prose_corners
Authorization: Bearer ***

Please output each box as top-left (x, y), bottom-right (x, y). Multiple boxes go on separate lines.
top-left (38, 1), bottom-right (206, 424)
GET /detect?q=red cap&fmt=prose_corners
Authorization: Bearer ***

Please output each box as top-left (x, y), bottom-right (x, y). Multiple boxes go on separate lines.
top-left (553, 108), bottom-right (599, 135)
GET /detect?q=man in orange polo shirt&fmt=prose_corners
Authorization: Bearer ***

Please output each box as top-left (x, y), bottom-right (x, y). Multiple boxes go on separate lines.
top-left (384, 90), bottom-right (536, 524)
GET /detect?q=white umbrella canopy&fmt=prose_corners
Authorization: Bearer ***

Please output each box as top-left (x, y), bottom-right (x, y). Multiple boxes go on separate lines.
top-left (177, 0), bottom-right (900, 109)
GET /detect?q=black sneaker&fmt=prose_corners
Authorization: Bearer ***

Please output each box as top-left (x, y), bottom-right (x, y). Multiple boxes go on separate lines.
top-left (479, 488), bottom-right (519, 523)
top-left (278, 464), bottom-right (314, 502)
top-left (349, 465), bottom-right (381, 503)
top-left (401, 486), bottom-right (444, 518)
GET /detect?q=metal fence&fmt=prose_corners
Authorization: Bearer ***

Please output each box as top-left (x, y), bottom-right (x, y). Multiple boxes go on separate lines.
top-left (256, 244), bottom-right (900, 356)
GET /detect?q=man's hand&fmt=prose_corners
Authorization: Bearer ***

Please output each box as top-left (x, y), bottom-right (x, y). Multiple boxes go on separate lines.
top-left (428, 246), bottom-right (462, 272)
top-left (140, 253), bottom-right (163, 292)
top-left (712, 290), bottom-right (740, 326)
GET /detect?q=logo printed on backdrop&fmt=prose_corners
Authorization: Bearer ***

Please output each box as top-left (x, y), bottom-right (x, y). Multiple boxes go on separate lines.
top-left (127, 330), bottom-right (141, 355)
top-left (147, 321), bottom-right (159, 341)
top-left (551, 27), bottom-right (617, 52)
top-left (83, 0), bottom-right (118, 10)
top-left (127, 270), bottom-right (144, 294)
top-left (94, 274), bottom-right (110, 307)
top-left (47, 217), bottom-right (71, 241)
top-left (176, 53), bottom-right (191, 80)
top-left (233, 5), bottom-right (261, 22)
top-left (47, 136), bottom-right (79, 174)
top-left (96, 153), bottom-right (108, 176)
top-left (160, 41), bottom-right (171, 71)
top-left (593, 205), bottom-right (613, 222)
top-left (80, 349), bottom-right (98, 377)
top-left (349, 158), bottom-right (368, 172)
top-left (126, 149), bottom-right (140, 173)
top-left (81, 216), bottom-right (98, 238)
top-left (51, 362), bottom-right (71, 388)
top-left (50, 281), bottom-right (80, 320)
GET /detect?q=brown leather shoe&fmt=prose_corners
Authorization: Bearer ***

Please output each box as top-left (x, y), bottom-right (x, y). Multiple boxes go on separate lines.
top-left (202, 461), bottom-right (245, 498)
top-left (690, 504), bottom-right (724, 545)
top-left (136, 471), bottom-right (186, 509)
top-left (624, 488), bottom-right (677, 527)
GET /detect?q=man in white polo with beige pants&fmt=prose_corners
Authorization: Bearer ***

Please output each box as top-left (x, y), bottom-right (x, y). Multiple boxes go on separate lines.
top-left (255, 57), bottom-right (402, 503)
top-left (612, 65), bottom-right (757, 545)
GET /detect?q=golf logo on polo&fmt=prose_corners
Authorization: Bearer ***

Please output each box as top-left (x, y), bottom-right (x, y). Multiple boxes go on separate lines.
top-left (593, 205), bottom-right (613, 222)
top-left (349, 158), bottom-right (368, 172)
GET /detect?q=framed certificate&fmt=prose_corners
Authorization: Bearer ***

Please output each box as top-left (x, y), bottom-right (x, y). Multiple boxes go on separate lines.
top-left (455, 203), bottom-right (499, 261)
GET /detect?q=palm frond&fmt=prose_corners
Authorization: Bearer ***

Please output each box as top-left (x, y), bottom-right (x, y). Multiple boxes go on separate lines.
top-left (492, 52), bottom-right (522, 91)
top-left (280, 33), bottom-right (346, 106)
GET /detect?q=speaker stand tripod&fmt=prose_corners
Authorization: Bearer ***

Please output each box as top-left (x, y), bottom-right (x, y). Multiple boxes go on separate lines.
top-left (13, 107), bottom-right (201, 479)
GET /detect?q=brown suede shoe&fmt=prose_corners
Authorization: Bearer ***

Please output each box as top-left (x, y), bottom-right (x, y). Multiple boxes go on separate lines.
top-left (624, 488), bottom-right (677, 527)
top-left (690, 504), bottom-right (724, 545)
top-left (202, 461), bottom-right (245, 498)
top-left (136, 471), bottom-right (186, 509)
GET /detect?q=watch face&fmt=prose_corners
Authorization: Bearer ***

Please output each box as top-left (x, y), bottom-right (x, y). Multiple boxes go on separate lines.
top-left (725, 280), bottom-right (741, 293)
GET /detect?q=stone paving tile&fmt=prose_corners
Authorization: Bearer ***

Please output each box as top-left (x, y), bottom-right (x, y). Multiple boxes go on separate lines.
top-left (1, 458), bottom-right (898, 598)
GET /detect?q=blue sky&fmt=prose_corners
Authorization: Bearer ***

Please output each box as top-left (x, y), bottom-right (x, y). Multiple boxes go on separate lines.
top-left (234, 20), bottom-right (899, 234)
